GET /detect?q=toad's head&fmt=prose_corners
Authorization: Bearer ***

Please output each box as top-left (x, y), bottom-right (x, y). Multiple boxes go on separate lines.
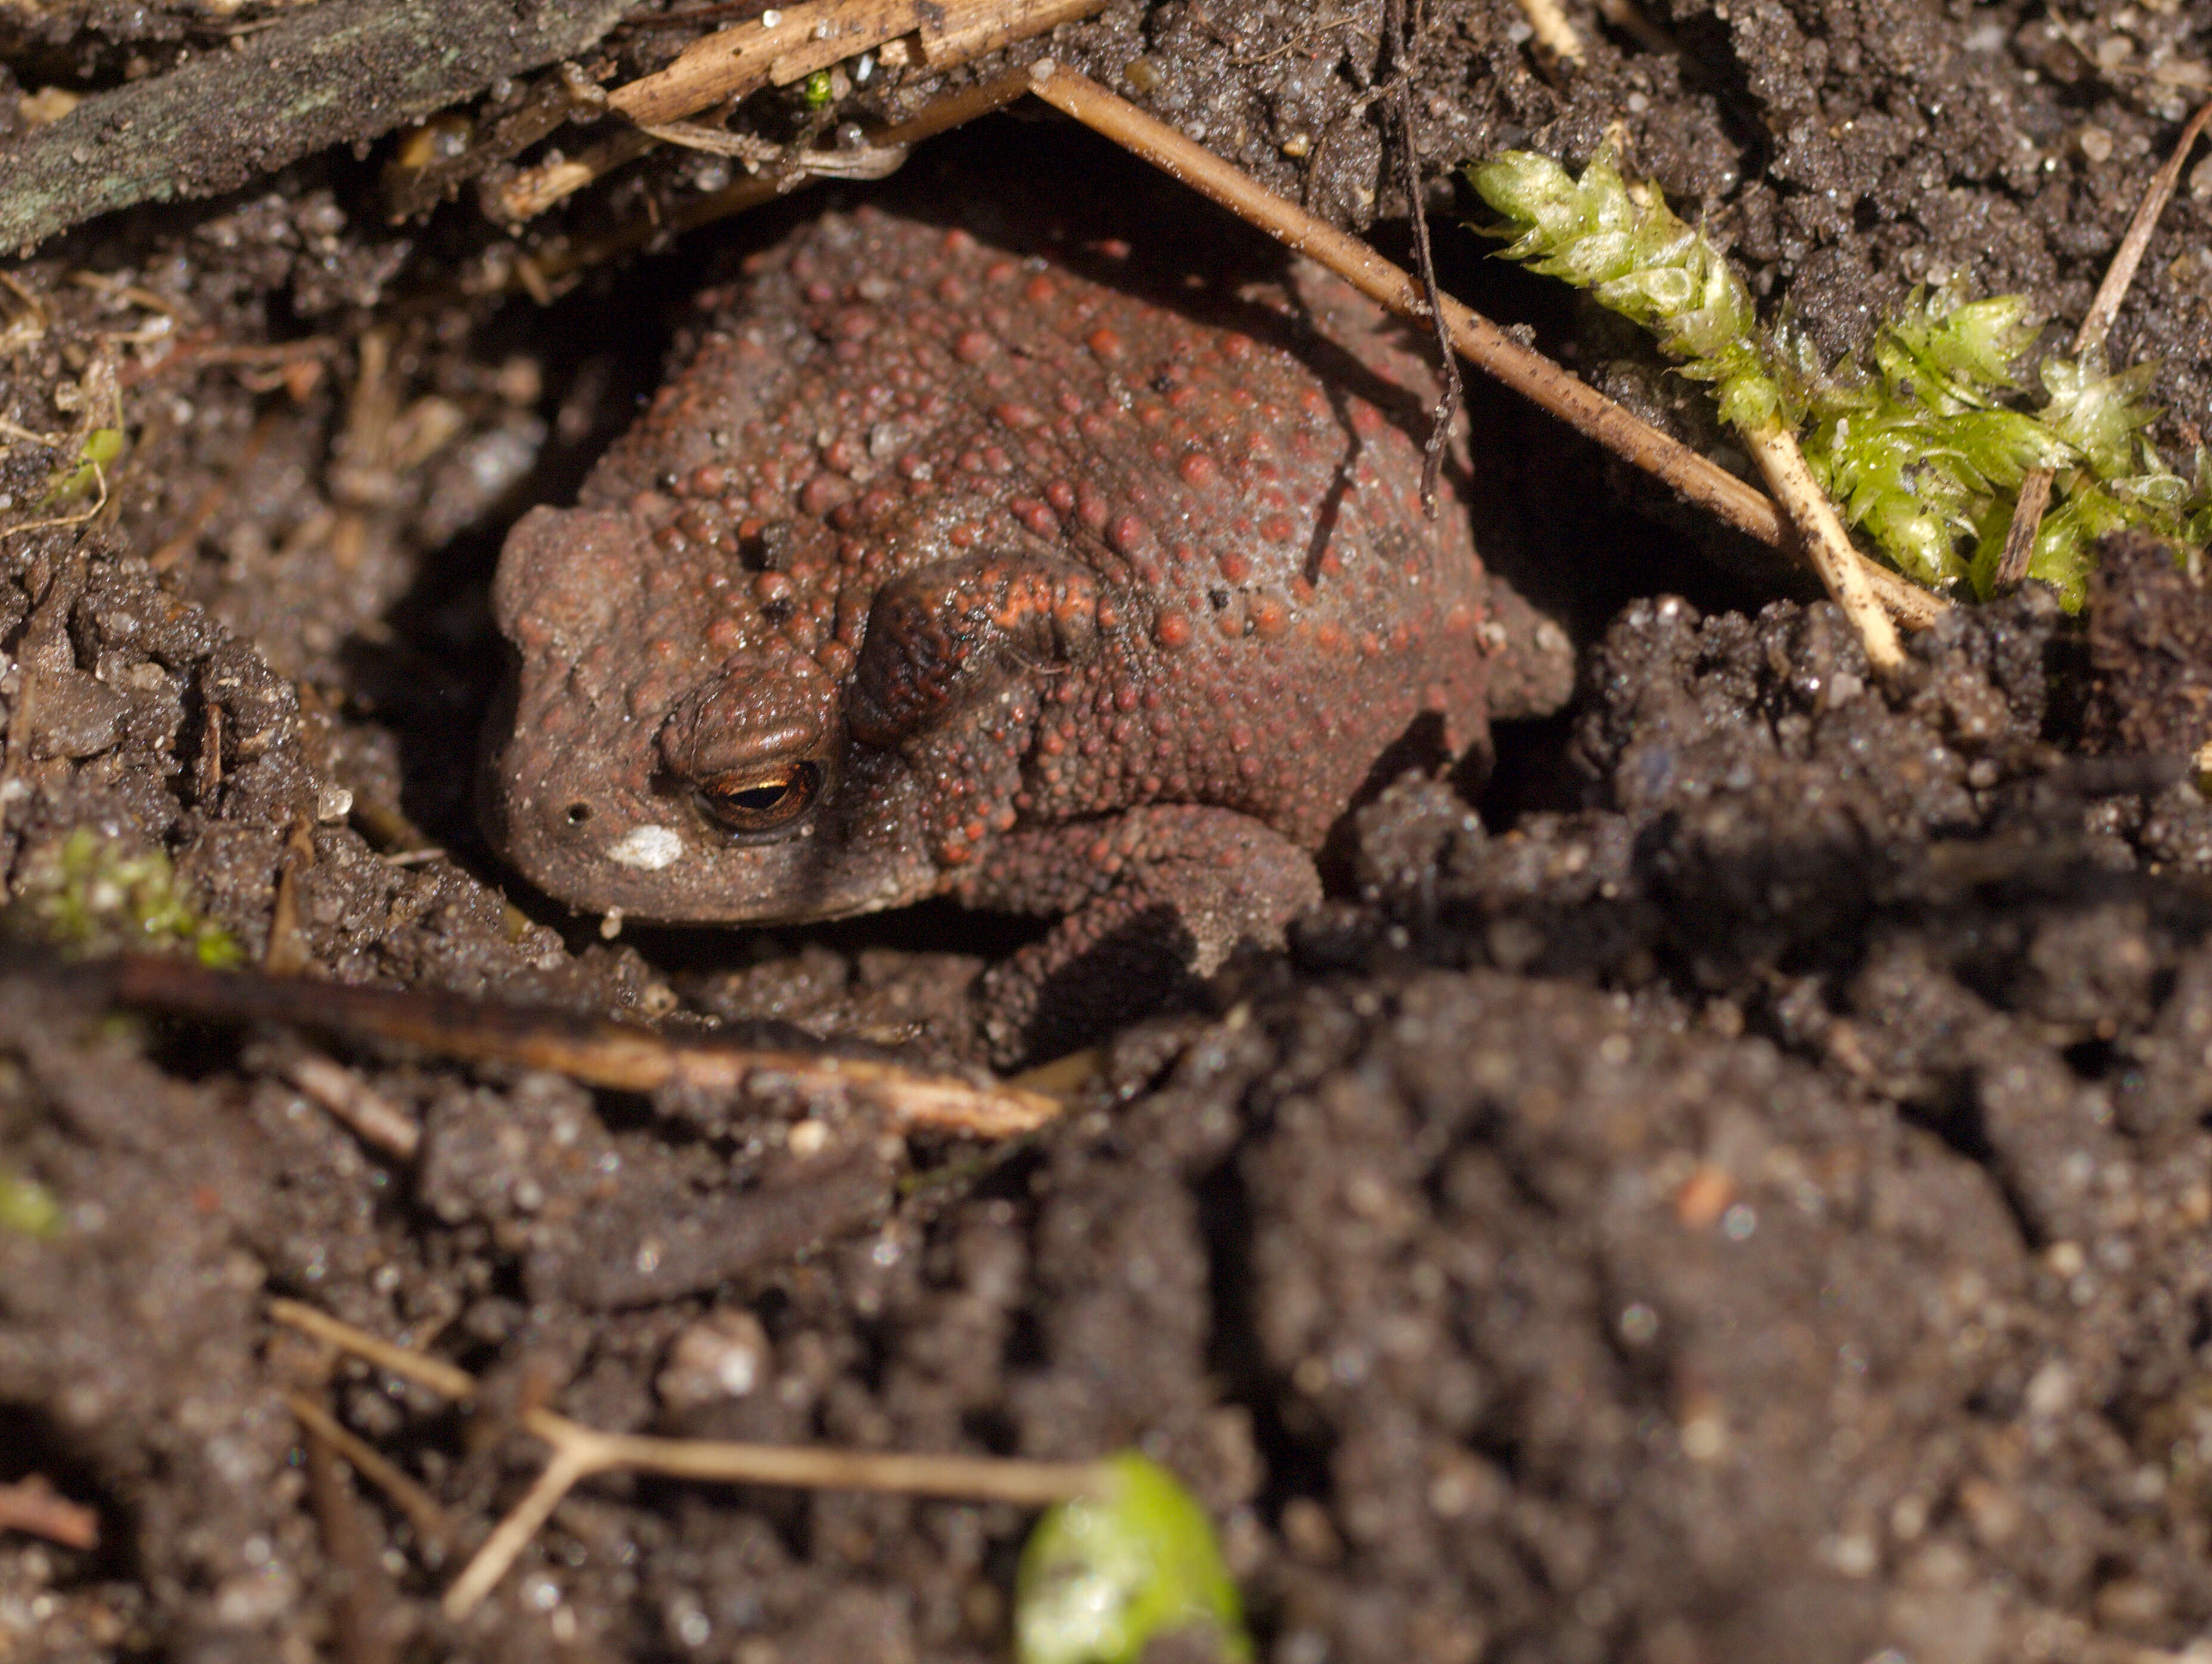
top-left (481, 504), bottom-right (938, 925)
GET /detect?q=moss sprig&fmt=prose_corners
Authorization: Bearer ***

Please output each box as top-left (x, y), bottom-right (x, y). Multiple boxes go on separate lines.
top-left (37, 426), bottom-right (124, 509)
top-left (1468, 149), bottom-right (2210, 608)
top-left (1475, 150), bottom-right (1780, 432)
top-left (0, 1168), bottom-right (61, 1238)
top-left (10, 827), bottom-right (243, 966)
top-left (1015, 1452), bottom-right (1251, 1664)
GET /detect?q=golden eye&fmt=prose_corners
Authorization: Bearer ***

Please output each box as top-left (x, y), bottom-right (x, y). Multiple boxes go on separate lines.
top-left (695, 761), bottom-right (822, 835)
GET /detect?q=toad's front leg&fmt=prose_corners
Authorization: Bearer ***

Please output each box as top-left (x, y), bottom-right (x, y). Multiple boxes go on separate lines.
top-left (955, 806), bottom-right (1322, 1066)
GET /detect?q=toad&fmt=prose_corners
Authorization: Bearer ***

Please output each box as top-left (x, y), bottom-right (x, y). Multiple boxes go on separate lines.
top-left (484, 187), bottom-right (1569, 1059)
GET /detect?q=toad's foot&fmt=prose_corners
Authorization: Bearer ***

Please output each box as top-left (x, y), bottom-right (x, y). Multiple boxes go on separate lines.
top-left (955, 805), bottom-right (1321, 1067)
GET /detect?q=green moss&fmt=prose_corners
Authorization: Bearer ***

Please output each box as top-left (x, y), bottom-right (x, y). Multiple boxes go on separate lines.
top-left (1467, 149), bottom-right (2212, 607)
top-left (0, 1168), bottom-right (61, 1237)
top-left (11, 827), bottom-right (242, 966)
top-left (38, 426), bottom-right (125, 508)
top-left (1471, 148), bottom-right (1778, 430)
top-left (1014, 1452), bottom-right (1251, 1664)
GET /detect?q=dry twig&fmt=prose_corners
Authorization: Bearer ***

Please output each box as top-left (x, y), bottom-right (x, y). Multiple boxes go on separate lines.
top-left (0, 1476), bottom-right (98, 1551)
top-left (610, 0), bottom-right (1103, 126)
top-left (101, 952), bottom-right (1064, 1138)
top-left (1592, 0), bottom-right (1680, 57)
top-left (300, 1414), bottom-right (401, 1664)
top-left (487, 0), bottom-right (1102, 223)
top-left (285, 1392), bottom-right (458, 1554)
top-left (281, 1050), bottom-right (424, 1162)
top-left (1383, 0), bottom-right (1467, 516)
top-left (263, 816), bottom-right (319, 977)
top-left (1513, 0), bottom-right (1586, 62)
top-left (0, 458), bottom-right (110, 545)
top-left (1742, 423), bottom-right (1901, 669)
top-left (490, 128), bottom-right (662, 225)
top-left (0, 273), bottom-right (49, 355)
top-left (270, 1297), bottom-right (481, 1400)
top-left (0, 415), bottom-right (66, 450)
top-left (1997, 95), bottom-right (2212, 589)
top-left (266, 1300), bottom-right (1105, 1622)
top-left (445, 1408), bottom-right (1103, 1618)
top-left (386, 67), bottom-right (609, 223)
top-left (515, 68), bottom-right (1035, 283)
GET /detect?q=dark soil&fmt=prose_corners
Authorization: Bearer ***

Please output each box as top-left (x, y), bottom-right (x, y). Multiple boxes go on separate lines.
top-left (7, 2), bottom-right (2212, 1662)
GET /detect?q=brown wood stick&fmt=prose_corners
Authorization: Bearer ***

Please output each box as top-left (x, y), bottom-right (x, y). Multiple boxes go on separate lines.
top-left (300, 1415), bottom-right (399, 1664)
top-left (443, 1405), bottom-right (1104, 1617)
top-left (102, 952), bottom-right (1061, 1137)
top-left (264, 1296), bottom-right (1109, 1623)
top-left (610, 0), bottom-right (1103, 126)
top-left (2074, 99), bottom-right (2212, 356)
top-left (912, 0), bottom-right (1105, 66)
top-left (286, 1392), bottom-right (458, 1551)
top-left (1744, 421), bottom-right (1902, 669)
top-left (269, 1298), bottom-right (482, 1401)
top-left (527, 67), bottom-right (1035, 277)
top-left (0, 1477), bottom-right (98, 1551)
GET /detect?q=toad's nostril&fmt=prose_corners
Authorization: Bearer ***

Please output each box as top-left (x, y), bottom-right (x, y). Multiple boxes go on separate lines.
top-left (564, 802), bottom-right (592, 827)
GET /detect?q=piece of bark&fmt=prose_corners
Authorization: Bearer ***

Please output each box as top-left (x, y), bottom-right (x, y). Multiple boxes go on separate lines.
top-left (0, 0), bottom-right (632, 255)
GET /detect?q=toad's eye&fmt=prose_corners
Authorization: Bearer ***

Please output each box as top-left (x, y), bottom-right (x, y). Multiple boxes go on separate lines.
top-left (695, 761), bottom-right (822, 835)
